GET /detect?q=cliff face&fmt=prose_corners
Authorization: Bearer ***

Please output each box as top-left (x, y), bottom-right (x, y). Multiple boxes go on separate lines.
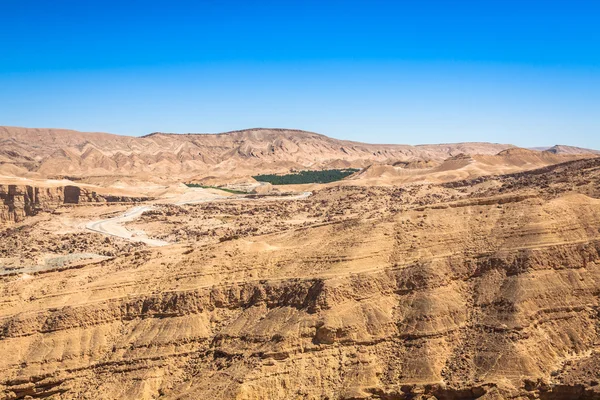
top-left (1, 185), bottom-right (62, 223)
top-left (1, 158), bottom-right (600, 399)
top-left (0, 184), bottom-right (147, 223)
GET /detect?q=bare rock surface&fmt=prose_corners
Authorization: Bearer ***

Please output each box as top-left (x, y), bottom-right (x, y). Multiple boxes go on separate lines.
top-left (0, 184), bottom-right (150, 223)
top-left (2, 127), bottom-right (600, 399)
top-left (1, 154), bottom-right (600, 399)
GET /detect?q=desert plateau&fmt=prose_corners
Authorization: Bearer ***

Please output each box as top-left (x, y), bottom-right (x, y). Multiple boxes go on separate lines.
top-left (0, 126), bottom-right (599, 399)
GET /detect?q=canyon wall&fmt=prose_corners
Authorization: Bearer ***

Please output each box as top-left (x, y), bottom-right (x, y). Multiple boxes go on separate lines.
top-left (0, 184), bottom-right (148, 223)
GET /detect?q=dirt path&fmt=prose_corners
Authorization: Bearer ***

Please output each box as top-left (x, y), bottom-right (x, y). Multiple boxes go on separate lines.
top-left (85, 205), bottom-right (170, 246)
top-left (85, 188), bottom-right (312, 246)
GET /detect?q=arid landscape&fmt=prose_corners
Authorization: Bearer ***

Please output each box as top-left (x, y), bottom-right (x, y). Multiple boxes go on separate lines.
top-left (0, 126), bottom-right (599, 399)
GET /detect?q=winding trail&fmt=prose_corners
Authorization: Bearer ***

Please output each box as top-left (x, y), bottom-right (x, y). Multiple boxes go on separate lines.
top-left (85, 205), bottom-right (170, 246)
top-left (85, 189), bottom-right (312, 247)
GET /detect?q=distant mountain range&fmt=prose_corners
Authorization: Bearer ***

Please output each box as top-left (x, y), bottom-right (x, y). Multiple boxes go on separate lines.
top-left (0, 126), bottom-right (597, 180)
top-left (529, 145), bottom-right (600, 155)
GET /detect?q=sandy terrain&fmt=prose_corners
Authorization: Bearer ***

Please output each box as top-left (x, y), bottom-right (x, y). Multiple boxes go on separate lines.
top-left (0, 126), bottom-right (525, 180)
top-left (1, 127), bottom-right (600, 399)
top-left (84, 188), bottom-right (312, 246)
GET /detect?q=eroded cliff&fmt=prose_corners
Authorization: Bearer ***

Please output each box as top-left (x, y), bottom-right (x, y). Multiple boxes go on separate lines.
top-left (1, 158), bottom-right (600, 399)
top-left (0, 184), bottom-right (149, 223)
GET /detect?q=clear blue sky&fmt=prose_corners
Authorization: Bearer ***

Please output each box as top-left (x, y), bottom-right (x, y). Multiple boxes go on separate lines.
top-left (1, 0), bottom-right (599, 148)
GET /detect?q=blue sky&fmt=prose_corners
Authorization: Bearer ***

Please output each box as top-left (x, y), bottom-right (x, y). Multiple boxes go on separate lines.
top-left (1, 0), bottom-right (599, 148)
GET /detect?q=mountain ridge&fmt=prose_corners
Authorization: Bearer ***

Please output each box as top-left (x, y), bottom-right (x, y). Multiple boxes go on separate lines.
top-left (1, 126), bottom-right (598, 183)
top-left (0, 126), bottom-right (517, 179)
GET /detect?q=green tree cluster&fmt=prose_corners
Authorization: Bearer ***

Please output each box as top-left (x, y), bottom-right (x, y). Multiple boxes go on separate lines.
top-left (253, 169), bottom-right (359, 185)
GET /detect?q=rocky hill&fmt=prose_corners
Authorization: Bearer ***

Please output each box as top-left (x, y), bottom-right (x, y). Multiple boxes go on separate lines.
top-left (0, 183), bottom-right (150, 223)
top-left (1, 156), bottom-right (600, 399)
top-left (2, 125), bottom-right (600, 399)
top-left (346, 148), bottom-right (592, 185)
top-left (1, 126), bottom-right (519, 179)
top-left (530, 145), bottom-right (600, 155)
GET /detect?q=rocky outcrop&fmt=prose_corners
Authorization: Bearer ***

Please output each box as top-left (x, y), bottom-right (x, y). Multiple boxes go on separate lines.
top-left (0, 184), bottom-right (149, 223)
top-left (1, 185), bottom-right (61, 223)
top-left (2, 158), bottom-right (600, 399)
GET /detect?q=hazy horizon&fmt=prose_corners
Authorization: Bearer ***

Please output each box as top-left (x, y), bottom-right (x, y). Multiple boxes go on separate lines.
top-left (1, 1), bottom-right (599, 149)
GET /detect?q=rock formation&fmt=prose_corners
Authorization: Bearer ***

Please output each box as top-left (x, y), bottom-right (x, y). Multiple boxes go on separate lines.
top-left (1, 156), bottom-right (600, 399)
top-left (0, 184), bottom-right (149, 223)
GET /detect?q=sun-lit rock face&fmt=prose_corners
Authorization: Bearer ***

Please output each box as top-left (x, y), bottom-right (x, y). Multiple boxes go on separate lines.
top-left (1, 126), bottom-right (522, 179)
top-left (0, 184), bottom-right (151, 223)
top-left (0, 157), bottom-right (600, 399)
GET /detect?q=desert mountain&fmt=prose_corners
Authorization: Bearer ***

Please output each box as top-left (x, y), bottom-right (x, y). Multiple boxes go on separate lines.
top-left (530, 144), bottom-right (600, 155)
top-left (348, 147), bottom-right (593, 185)
top-left (1, 126), bottom-right (521, 180)
top-left (2, 156), bottom-right (600, 398)
top-left (2, 125), bottom-right (600, 399)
